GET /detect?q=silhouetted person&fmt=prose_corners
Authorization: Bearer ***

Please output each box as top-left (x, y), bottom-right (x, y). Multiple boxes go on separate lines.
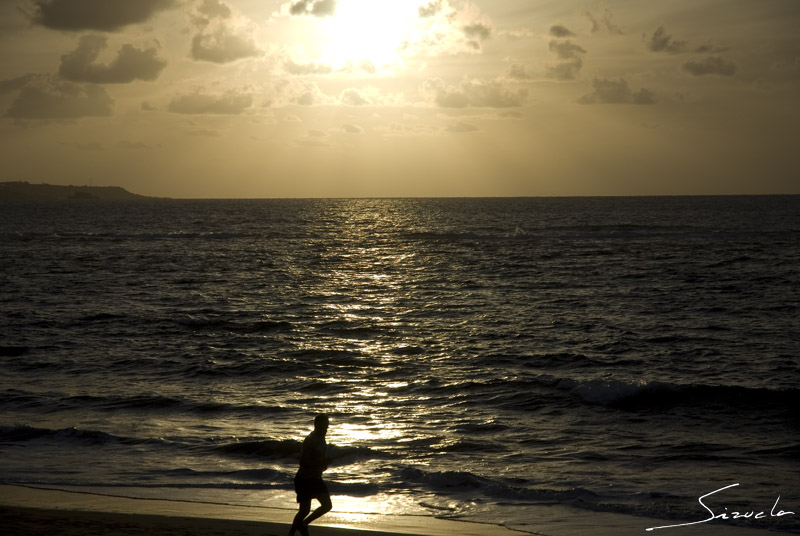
top-left (289, 414), bottom-right (332, 536)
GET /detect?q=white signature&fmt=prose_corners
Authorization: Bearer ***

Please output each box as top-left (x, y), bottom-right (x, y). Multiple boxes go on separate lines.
top-left (646, 483), bottom-right (796, 531)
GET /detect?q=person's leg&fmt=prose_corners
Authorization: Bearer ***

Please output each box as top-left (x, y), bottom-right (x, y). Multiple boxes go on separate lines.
top-left (303, 493), bottom-right (332, 525)
top-left (289, 500), bottom-right (311, 535)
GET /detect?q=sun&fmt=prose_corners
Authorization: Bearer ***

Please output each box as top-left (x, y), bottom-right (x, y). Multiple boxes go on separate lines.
top-left (317, 0), bottom-right (424, 72)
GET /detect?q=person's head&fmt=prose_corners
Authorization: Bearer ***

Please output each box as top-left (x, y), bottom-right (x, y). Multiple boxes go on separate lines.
top-left (314, 413), bottom-right (329, 435)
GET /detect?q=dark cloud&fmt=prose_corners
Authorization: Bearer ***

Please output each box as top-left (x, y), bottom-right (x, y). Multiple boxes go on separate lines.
top-left (578, 78), bottom-right (656, 105)
top-left (463, 22), bottom-right (492, 41)
top-left (550, 25), bottom-right (575, 38)
top-left (418, 0), bottom-right (442, 18)
top-left (422, 78), bottom-right (527, 108)
top-left (289, 0), bottom-right (336, 17)
top-left (584, 9), bottom-right (623, 35)
top-left (682, 56), bottom-right (737, 77)
top-left (31, 0), bottom-right (175, 31)
top-left (189, 1), bottom-right (261, 63)
top-left (0, 73), bottom-right (39, 93)
top-left (648, 26), bottom-right (687, 54)
top-left (168, 89), bottom-right (252, 114)
top-left (197, 0), bottom-right (231, 19)
top-left (546, 39), bottom-right (587, 81)
top-left (59, 35), bottom-right (166, 84)
top-left (549, 40), bottom-right (586, 60)
top-left (546, 58), bottom-right (584, 81)
top-left (191, 25), bottom-right (261, 63)
top-left (3, 74), bottom-right (114, 118)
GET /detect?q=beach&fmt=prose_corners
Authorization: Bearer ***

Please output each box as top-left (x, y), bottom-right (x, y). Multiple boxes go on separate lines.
top-left (2, 197), bottom-right (798, 535)
top-left (1, 484), bottom-right (785, 536)
top-left (0, 485), bottom-right (524, 536)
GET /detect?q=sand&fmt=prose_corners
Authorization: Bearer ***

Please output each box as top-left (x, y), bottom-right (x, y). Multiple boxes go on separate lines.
top-left (0, 485), bottom-right (524, 536)
top-left (0, 485), bottom-right (781, 536)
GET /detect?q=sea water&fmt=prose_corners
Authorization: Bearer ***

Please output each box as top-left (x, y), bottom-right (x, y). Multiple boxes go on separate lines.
top-left (1, 196), bottom-right (799, 534)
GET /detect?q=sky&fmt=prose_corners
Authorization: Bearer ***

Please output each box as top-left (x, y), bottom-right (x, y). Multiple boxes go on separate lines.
top-left (0, 0), bottom-right (798, 198)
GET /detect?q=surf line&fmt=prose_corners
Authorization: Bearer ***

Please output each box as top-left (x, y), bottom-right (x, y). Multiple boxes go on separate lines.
top-left (646, 483), bottom-right (796, 531)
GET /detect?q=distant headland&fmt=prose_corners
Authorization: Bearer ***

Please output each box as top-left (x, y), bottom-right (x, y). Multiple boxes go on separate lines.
top-left (0, 181), bottom-right (154, 201)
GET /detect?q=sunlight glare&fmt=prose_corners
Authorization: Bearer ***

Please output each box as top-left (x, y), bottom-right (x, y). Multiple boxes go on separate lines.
top-left (319, 0), bottom-right (423, 72)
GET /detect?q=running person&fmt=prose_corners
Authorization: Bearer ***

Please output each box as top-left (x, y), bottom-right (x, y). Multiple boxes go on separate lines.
top-left (290, 414), bottom-right (332, 536)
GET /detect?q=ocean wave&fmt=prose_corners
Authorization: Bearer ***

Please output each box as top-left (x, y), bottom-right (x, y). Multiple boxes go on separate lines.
top-left (213, 438), bottom-right (300, 459)
top-left (2, 390), bottom-right (288, 417)
top-left (558, 377), bottom-right (800, 409)
top-left (397, 467), bottom-right (599, 505)
top-left (0, 424), bottom-right (159, 447)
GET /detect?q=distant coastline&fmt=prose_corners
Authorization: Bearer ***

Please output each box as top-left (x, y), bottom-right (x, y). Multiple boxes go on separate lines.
top-left (0, 181), bottom-right (154, 201)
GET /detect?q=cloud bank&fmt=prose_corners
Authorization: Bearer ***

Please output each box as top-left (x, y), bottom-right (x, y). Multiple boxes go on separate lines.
top-left (31, 0), bottom-right (175, 31)
top-left (682, 56), bottom-right (737, 77)
top-left (3, 74), bottom-right (114, 118)
top-left (59, 35), bottom-right (167, 84)
top-left (578, 78), bottom-right (656, 105)
top-left (190, 0), bottom-right (261, 63)
top-left (422, 77), bottom-right (527, 108)
top-left (168, 89), bottom-right (253, 114)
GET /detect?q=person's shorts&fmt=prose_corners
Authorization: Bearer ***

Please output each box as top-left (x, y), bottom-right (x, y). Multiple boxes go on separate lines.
top-left (294, 474), bottom-right (329, 503)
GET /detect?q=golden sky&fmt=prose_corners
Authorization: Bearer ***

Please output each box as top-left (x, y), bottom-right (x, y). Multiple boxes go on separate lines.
top-left (1, 0), bottom-right (798, 197)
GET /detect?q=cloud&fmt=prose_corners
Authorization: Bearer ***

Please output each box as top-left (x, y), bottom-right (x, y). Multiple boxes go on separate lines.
top-left (682, 56), bottom-right (737, 77)
top-left (546, 59), bottom-right (584, 81)
top-left (550, 25), bottom-right (575, 38)
top-left (418, 1), bottom-right (442, 18)
top-left (190, 0), bottom-right (262, 63)
top-left (283, 59), bottom-right (334, 76)
top-left (463, 22), bottom-right (492, 41)
top-left (499, 28), bottom-right (534, 41)
top-left (297, 128), bottom-right (329, 147)
top-left (168, 89), bottom-right (253, 114)
top-left (507, 63), bottom-right (532, 81)
top-left (271, 79), bottom-right (337, 106)
top-left (191, 27), bottom-right (261, 63)
top-left (3, 74), bottom-right (114, 119)
top-left (30, 0), bottom-right (175, 31)
top-left (196, 0), bottom-right (231, 20)
top-left (401, 1), bottom-right (495, 56)
top-left (340, 88), bottom-right (370, 106)
top-left (288, 0), bottom-right (336, 17)
top-left (546, 39), bottom-right (587, 81)
top-left (337, 86), bottom-right (404, 107)
top-left (549, 40), bottom-right (586, 60)
top-left (58, 35), bottom-right (166, 84)
top-left (647, 26), bottom-right (687, 54)
top-left (584, 9), bottom-right (623, 35)
top-left (421, 77), bottom-right (527, 108)
top-left (578, 78), bottom-right (656, 105)
top-left (342, 123), bottom-right (363, 134)
top-left (0, 74), bottom-right (39, 93)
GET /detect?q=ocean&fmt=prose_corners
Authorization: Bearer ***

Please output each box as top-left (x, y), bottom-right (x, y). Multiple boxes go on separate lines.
top-left (1, 196), bottom-right (798, 534)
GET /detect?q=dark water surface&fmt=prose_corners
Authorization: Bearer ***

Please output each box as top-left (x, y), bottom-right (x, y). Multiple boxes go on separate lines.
top-left (1, 197), bottom-right (799, 533)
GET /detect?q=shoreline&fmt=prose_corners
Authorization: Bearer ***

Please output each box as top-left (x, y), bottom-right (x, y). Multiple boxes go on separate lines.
top-left (0, 485), bottom-right (526, 536)
top-left (0, 485), bottom-right (782, 536)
